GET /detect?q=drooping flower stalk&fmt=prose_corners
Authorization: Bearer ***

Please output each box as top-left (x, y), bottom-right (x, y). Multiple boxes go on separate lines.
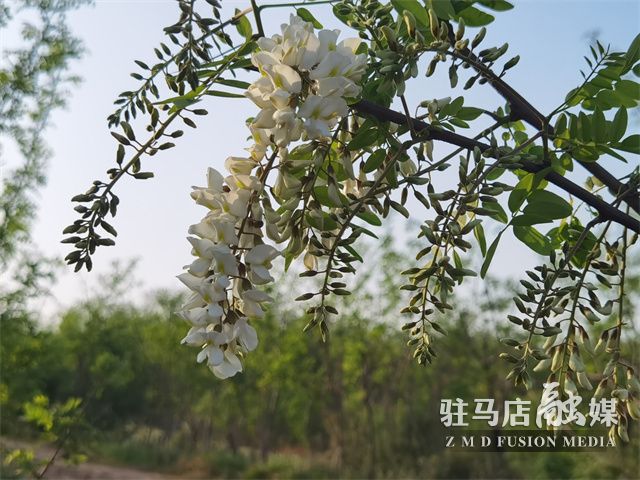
top-left (178, 15), bottom-right (367, 378)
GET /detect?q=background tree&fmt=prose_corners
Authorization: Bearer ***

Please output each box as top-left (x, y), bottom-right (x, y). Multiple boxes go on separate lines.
top-left (1, 1), bottom-right (90, 476)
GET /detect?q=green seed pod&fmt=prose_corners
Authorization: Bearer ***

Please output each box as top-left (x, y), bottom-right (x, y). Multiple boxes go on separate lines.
top-left (499, 352), bottom-right (519, 364)
top-left (611, 388), bottom-right (629, 401)
top-left (603, 360), bottom-right (616, 378)
top-left (455, 18), bottom-right (465, 41)
top-left (594, 330), bottom-right (608, 354)
top-left (617, 423), bottom-right (629, 443)
top-left (551, 346), bottom-right (563, 372)
top-left (565, 377), bottom-right (578, 396)
top-left (403, 11), bottom-right (416, 37)
top-left (533, 358), bottom-right (551, 373)
top-left (426, 56), bottom-right (438, 77)
top-left (576, 371), bottom-right (593, 390)
top-left (627, 371), bottom-right (640, 394)
top-left (543, 334), bottom-right (557, 351)
top-left (472, 27), bottom-right (486, 49)
top-left (439, 21), bottom-right (449, 42)
top-left (569, 350), bottom-right (585, 372)
top-left (626, 399), bottom-right (640, 420)
top-left (381, 26), bottom-right (398, 50)
top-left (455, 39), bottom-right (469, 51)
top-left (594, 379), bottom-right (607, 400)
top-left (428, 9), bottom-right (439, 38)
top-left (503, 55), bottom-right (520, 71)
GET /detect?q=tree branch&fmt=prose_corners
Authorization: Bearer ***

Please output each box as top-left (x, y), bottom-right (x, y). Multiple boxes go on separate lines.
top-left (446, 27), bottom-right (639, 214)
top-left (352, 99), bottom-right (639, 233)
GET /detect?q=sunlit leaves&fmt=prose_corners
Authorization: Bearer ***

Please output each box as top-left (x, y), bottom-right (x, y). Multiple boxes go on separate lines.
top-left (512, 190), bottom-right (572, 226)
top-left (513, 225), bottom-right (551, 255)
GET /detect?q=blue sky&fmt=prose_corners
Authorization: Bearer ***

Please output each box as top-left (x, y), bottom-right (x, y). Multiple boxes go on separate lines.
top-left (2, 0), bottom-right (638, 317)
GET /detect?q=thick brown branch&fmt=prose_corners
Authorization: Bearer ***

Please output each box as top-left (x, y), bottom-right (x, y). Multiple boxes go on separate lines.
top-left (352, 99), bottom-right (639, 233)
top-left (447, 29), bottom-right (639, 214)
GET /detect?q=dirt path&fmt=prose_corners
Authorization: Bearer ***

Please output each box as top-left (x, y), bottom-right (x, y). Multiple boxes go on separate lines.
top-left (44, 461), bottom-right (176, 480)
top-left (2, 438), bottom-right (180, 479)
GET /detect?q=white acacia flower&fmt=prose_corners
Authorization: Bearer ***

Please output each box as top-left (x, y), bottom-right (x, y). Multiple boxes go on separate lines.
top-left (226, 174), bottom-right (261, 192)
top-left (225, 156), bottom-right (257, 176)
top-left (182, 291), bottom-right (206, 311)
top-left (210, 244), bottom-right (239, 276)
top-left (251, 51), bottom-right (280, 72)
top-left (188, 214), bottom-right (239, 246)
top-left (400, 159), bottom-right (418, 176)
top-left (179, 307), bottom-right (210, 327)
top-left (253, 107), bottom-right (277, 129)
top-left (299, 94), bottom-right (348, 122)
top-left (273, 169), bottom-right (302, 200)
top-left (245, 244), bottom-right (279, 284)
top-left (245, 76), bottom-right (273, 109)
top-left (309, 51), bottom-right (351, 81)
top-left (190, 167), bottom-right (225, 209)
top-left (269, 88), bottom-right (293, 109)
top-left (184, 238), bottom-right (238, 277)
top-left (178, 271), bottom-right (207, 293)
top-left (210, 215), bottom-right (239, 245)
top-left (181, 326), bottom-right (208, 346)
top-left (241, 289), bottom-right (273, 318)
top-left (264, 64), bottom-right (302, 95)
top-left (181, 14), bottom-right (367, 378)
top-left (220, 189), bottom-right (250, 218)
top-left (211, 349), bottom-right (243, 379)
top-left (234, 317), bottom-right (259, 351)
top-left (202, 275), bottom-right (230, 303)
top-left (188, 218), bottom-right (217, 241)
top-left (256, 36), bottom-right (278, 52)
top-left (272, 121), bottom-right (302, 148)
top-left (315, 76), bottom-right (360, 99)
top-left (197, 344), bottom-right (224, 367)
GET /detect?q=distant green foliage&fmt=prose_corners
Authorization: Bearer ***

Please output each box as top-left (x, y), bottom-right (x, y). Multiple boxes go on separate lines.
top-left (2, 244), bottom-right (638, 478)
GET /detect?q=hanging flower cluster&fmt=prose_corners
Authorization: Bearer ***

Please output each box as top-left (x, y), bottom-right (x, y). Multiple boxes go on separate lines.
top-left (178, 15), bottom-right (367, 378)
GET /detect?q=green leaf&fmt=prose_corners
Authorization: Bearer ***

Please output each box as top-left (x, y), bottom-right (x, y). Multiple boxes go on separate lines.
top-left (511, 214), bottom-right (553, 226)
top-left (513, 226), bottom-right (551, 255)
top-left (477, 0), bottom-right (514, 11)
top-left (390, 0), bottom-right (429, 26)
top-left (623, 33), bottom-right (640, 74)
top-left (456, 106), bottom-right (484, 121)
top-left (356, 210), bottom-right (382, 227)
top-left (482, 201), bottom-right (508, 223)
top-left (296, 7), bottom-right (323, 28)
top-left (347, 127), bottom-right (379, 151)
top-left (480, 230), bottom-right (503, 278)
top-left (314, 186), bottom-right (347, 208)
top-left (610, 108), bottom-right (628, 142)
top-left (156, 95), bottom-right (200, 109)
top-left (474, 223), bottom-right (487, 255)
top-left (363, 149), bottom-right (386, 173)
top-left (216, 78), bottom-right (251, 89)
top-left (205, 90), bottom-right (245, 98)
top-left (591, 108), bottom-right (606, 143)
top-left (439, 96), bottom-right (464, 117)
top-left (306, 211), bottom-right (338, 231)
top-left (235, 10), bottom-right (253, 40)
top-left (615, 79), bottom-right (640, 101)
top-left (554, 113), bottom-right (567, 135)
top-left (613, 134), bottom-right (640, 154)
top-left (508, 173), bottom-right (534, 213)
top-left (345, 244), bottom-right (363, 263)
top-left (457, 6), bottom-right (495, 26)
top-left (427, 0), bottom-right (455, 19)
top-left (522, 190), bottom-right (572, 221)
